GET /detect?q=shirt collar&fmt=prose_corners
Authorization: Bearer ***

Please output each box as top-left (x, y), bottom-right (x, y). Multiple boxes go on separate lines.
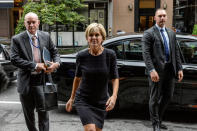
top-left (155, 24), bottom-right (166, 32)
top-left (26, 30), bottom-right (38, 39)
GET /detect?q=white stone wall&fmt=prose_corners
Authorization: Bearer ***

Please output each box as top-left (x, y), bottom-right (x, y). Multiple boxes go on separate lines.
top-left (51, 32), bottom-right (87, 46)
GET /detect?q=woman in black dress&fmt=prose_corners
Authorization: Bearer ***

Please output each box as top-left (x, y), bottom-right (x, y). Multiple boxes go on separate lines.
top-left (66, 23), bottom-right (119, 131)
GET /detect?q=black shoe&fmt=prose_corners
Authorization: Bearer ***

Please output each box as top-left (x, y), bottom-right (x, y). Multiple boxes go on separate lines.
top-left (160, 123), bottom-right (168, 130)
top-left (153, 124), bottom-right (160, 131)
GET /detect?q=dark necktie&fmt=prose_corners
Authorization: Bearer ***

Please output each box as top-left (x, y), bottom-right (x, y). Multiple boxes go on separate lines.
top-left (32, 35), bottom-right (40, 63)
top-left (160, 29), bottom-right (169, 62)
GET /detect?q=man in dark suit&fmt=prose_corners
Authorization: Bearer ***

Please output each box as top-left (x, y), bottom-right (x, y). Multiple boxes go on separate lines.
top-left (11, 12), bottom-right (60, 131)
top-left (142, 9), bottom-right (183, 131)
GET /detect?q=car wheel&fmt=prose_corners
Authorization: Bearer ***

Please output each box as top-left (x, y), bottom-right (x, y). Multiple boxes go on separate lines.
top-left (118, 79), bottom-right (149, 110)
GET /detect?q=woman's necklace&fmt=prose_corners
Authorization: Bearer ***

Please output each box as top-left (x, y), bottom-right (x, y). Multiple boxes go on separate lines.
top-left (89, 47), bottom-right (104, 56)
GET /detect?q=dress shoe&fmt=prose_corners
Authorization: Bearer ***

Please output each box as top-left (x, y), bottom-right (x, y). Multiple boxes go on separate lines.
top-left (160, 123), bottom-right (168, 130)
top-left (153, 124), bottom-right (160, 131)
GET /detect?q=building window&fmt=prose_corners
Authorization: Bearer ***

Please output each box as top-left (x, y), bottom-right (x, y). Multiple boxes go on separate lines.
top-left (89, 3), bottom-right (107, 29)
top-left (179, 39), bottom-right (197, 64)
top-left (173, 0), bottom-right (196, 33)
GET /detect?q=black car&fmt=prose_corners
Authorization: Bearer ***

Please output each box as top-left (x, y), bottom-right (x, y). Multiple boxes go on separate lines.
top-left (0, 43), bottom-right (17, 90)
top-left (54, 33), bottom-right (197, 110)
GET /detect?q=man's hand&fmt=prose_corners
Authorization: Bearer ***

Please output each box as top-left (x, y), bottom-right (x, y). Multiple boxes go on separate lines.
top-left (35, 63), bottom-right (46, 73)
top-left (45, 62), bottom-right (59, 73)
top-left (178, 70), bottom-right (183, 82)
top-left (150, 70), bottom-right (159, 82)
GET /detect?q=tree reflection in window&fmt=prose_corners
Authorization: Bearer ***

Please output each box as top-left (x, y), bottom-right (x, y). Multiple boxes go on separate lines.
top-left (179, 40), bottom-right (197, 64)
top-left (106, 42), bottom-right (123, 59)
top-left (124, 40), bottom-right (143, 61)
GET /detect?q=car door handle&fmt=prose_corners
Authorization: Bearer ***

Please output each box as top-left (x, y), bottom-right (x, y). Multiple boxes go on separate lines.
top-left (184, 67), bottom-right (197, 71)
top-left (117, 62), bottom-right (124, 68)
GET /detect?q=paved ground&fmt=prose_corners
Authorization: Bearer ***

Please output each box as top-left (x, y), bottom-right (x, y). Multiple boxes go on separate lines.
top-left (0, 81), bottom-right (197, 131)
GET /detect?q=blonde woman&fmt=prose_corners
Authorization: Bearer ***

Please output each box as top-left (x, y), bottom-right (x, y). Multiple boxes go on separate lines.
top-left (66, 23), bottom-right (119, 131)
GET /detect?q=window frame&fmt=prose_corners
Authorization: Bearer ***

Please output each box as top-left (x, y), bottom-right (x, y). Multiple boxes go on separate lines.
top-left (177, 38), bottom-right (197, 64)
top-left (123, 38), bottom-right (143, 61)
top-left (104, 40), bottom-right (125, 60)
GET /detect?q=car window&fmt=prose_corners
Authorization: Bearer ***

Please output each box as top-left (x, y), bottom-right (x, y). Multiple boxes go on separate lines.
top-left (124, 39), bottom-right (143, 61)
top-left (179, 39), bottom-right (197, 64)
top-left (0, 51), bottom-right (5, 60)
top-left (105, 41), bottom-right (123, 59)
top-left (0, 44), bottom-right (5, 60)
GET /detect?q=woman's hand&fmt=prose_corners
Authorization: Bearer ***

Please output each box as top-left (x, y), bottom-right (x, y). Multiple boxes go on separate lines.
top-left (65, 98), bottom-right (74, 112)
top-left (106, 95), bottom-right (117, 111)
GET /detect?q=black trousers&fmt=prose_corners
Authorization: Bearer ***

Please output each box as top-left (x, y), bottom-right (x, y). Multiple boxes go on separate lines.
top-left (148, 63), bottom-right (175, 125)
top-left (20, 74), bottom-right (49, 131)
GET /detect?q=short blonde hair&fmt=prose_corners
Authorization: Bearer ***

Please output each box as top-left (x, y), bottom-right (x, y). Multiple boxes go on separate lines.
top-left (85, 23), bottom-right (106, 40)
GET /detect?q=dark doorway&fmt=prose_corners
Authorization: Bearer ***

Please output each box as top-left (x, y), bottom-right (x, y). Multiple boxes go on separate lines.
top-left (135, 0), bottom-right (160, 32)
top-left (139, 9), bottom-right (155, 31)
top-left (13, 11), bottom-right (19, 29)
top-left (11, 8), bottom-right (23, 36)
top-left (139, 16), bottom-right (154, 31)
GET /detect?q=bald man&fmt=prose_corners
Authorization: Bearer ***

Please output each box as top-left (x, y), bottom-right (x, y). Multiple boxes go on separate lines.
top-left (142, 9), bottom-right (183, 131)
top-left (11, 12), bottom-right (60, 131)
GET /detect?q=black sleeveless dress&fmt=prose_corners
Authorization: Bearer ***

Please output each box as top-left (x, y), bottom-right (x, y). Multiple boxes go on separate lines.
top-left (74, 48), bottom-right (119, 129)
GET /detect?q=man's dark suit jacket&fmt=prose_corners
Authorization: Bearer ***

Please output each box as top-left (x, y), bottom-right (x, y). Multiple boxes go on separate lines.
top-left (142, 25), bottom-right (182, 76)
top-left (11, 30), bottom-right (60, 94)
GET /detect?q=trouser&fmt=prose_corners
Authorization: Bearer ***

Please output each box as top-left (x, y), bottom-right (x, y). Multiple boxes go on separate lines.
top-left (148, 63), bottom-right (175, 125)
top-left (19, 74), bottom-right (49, 131)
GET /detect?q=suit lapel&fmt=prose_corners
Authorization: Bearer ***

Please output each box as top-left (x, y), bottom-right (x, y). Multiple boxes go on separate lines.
top-left (166, 28), bottom-right (173, 53)
top-left (153, 26), bottom-right (164, 49)
top-left (22, 32), bottom-right (33, 60)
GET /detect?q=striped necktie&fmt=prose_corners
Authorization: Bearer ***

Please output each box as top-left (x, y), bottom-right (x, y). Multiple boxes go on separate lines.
top-left (160, 29), bottom-right (169, 62)
top-left (32, 35), bottom-right (40, 63)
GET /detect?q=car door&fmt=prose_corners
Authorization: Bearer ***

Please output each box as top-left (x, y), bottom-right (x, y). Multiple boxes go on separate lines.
top-left (121, 38), bottom-right (149, 107)
top-left (0, 44), bottom-right (17, 81)
top-left (121, 37), bottom-right (181, 107)
top-left (105, 40), bottom-right (131, 108)
top-left (54, 55), bottom-right (77, 101)
top-left (104, 40), bottom-right (125, 77)
top-left (105, 38), bottom-right (149, 109)
top-left (177, 38), bottom-right (197, 108)
top-left (119, 38), bottom-right (182, 107)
